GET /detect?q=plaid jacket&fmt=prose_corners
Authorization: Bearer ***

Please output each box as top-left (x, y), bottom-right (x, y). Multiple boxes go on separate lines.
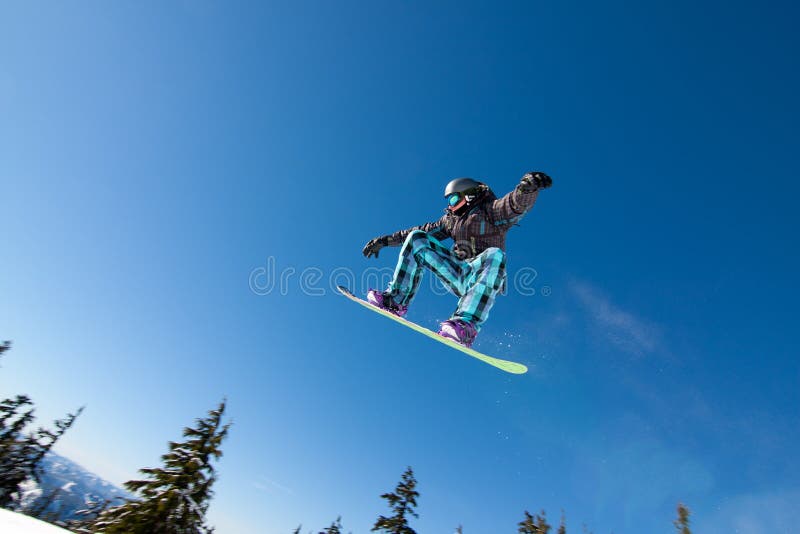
top-left (386, 186), bottom-right (540, 260)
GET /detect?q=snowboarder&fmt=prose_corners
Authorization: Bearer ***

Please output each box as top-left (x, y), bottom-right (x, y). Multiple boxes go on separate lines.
top-left (362, 171), bottom-right (552, 347)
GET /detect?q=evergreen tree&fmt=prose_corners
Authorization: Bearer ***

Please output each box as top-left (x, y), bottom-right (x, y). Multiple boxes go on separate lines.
top-left (0, 395), bottom-right (36, 507)
top-left (372, 467), bottom-right (419, 534)
top-left (320, 515), bottom-right (344, 534)
top-left (92, 400), bottom-right (231, 534)
top-left (674, 503), bottom-right (691, 534)
top-left (0, 393), bottom-right (83, 509)
top-left (28, 407), bottom-right (84, 475)
top-left (67, 496), bottom-right (123, 533)
top-left (518, 510), bottom-right (552, 534)
top-left (1, 342), bottom-right (83, 509)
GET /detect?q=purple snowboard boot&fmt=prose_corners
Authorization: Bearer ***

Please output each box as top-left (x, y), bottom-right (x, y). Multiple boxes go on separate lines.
top-left (366, 289), bottom-right (408, 318)
top-left (438, 319), bottom-right (478, 348)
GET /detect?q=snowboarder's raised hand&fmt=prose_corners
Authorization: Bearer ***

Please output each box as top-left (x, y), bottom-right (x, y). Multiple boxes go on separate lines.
top-left (518, 171), bottom-right (553, 193)
top-left (363, 236), bottom-right (389, 258)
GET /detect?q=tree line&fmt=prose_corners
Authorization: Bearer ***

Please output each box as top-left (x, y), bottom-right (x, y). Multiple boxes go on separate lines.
top-left (1, 341), bottom-right (694, 533)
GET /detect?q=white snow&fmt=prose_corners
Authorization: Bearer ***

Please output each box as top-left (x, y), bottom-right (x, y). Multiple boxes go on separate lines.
top-left (15, 479), bottom-right (42, 510)
top-left (0, 508), bottom-right (71, 533)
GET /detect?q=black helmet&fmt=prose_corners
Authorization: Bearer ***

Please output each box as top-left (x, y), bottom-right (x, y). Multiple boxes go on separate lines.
top-left (444, 177), bottom-right (486, 214)
top-left (444, 177), bottom-right (482, 197)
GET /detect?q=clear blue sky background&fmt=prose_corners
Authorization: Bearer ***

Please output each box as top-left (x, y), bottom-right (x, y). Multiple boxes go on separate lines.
top-left (2, 1), bottom-right (799, 533)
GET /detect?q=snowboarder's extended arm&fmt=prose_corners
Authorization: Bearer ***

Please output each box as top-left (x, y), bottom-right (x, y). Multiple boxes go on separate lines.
top-left (488, 171), bottom-right (552, 226)
top-left (362, 214), bottom-right (450, 259)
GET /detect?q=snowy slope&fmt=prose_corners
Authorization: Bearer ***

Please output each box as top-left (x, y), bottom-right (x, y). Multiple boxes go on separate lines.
top-left (17, 452), bottom-right (130, 523)
top-left (0, 508), bottom-right (71, 533)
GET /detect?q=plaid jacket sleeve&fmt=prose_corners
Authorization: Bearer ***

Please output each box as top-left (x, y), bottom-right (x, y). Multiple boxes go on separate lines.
top-left (385, 213), bottom-right (450, 246)
top-left (487, 186), bottom-right (539, 227)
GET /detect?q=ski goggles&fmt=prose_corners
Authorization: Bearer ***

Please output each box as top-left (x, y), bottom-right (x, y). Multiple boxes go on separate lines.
top-left (447, 193), bottom-right (462, 207)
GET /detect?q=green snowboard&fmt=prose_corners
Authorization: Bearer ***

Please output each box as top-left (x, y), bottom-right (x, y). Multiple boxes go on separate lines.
top-left (337, 286), bottom-right (528, 375)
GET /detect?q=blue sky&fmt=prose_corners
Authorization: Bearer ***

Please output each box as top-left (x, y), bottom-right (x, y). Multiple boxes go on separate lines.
top-left (2, 1), bottom-right (799, 533)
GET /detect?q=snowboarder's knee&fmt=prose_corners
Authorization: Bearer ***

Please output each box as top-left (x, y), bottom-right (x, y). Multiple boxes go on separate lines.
top-left (484, 247), bottom-right (505, 260)
top-left (404, 230), bottom-right (430, 247)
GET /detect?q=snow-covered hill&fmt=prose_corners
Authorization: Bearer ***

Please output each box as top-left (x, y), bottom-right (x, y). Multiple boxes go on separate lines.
top-left (17, 452), bottom-right (131, 523)
top-left (0, 508), bottom-right (71, 533)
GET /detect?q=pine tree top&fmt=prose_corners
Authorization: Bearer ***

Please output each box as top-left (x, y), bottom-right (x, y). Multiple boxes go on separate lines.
top-left (92, 400), bottom-right (231, 534)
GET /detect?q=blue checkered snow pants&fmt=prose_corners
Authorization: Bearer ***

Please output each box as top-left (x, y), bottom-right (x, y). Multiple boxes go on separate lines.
top-left (386, 230), bottom-right (507, 330)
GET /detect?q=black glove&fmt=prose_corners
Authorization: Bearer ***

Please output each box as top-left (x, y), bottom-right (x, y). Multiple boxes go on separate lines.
top-left (518, 171), bottom-right (553, 193)
top-left (362, 236), bottom-right (389, 259)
